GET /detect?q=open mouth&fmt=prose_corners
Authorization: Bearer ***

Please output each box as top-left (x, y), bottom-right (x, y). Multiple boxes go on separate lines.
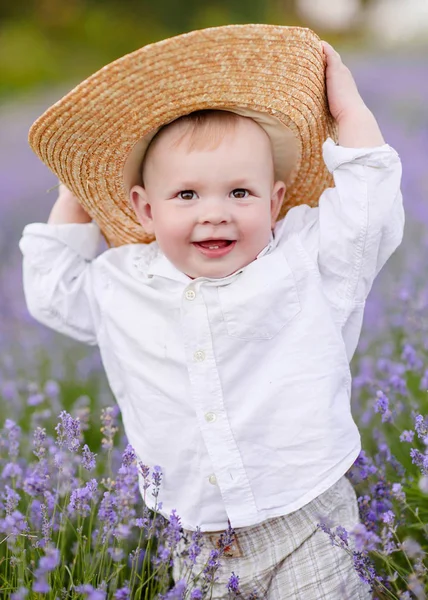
top-left (194, 240), bottom-right (234, 250)
top-left (192, 240), bottom-right (236, 257)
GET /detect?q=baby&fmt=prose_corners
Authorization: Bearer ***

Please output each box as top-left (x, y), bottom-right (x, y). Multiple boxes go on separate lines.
top-left (20, 34), bottom-right (404, 599)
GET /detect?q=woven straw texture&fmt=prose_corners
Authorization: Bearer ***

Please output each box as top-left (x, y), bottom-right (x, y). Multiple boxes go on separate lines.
top-left (28, 24), bottom-right (337, 248)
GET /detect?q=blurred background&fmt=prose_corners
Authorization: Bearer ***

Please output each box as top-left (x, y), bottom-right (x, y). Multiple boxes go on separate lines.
top-left (1, 0), bottom-right (427, 415)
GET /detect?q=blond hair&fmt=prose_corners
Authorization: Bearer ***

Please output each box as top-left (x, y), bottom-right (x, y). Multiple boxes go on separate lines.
top-left (140, 109), bottom-right (243, 185)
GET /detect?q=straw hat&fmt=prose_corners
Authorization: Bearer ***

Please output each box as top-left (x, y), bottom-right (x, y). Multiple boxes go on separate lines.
top-left (29, 24), bottom-right (337, 248)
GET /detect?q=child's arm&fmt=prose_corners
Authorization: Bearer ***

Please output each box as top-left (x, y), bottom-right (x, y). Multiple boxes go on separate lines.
top-left (19, 183), bottom-right (103, 345)
top-left (281, 43), bottom-right (404, 361)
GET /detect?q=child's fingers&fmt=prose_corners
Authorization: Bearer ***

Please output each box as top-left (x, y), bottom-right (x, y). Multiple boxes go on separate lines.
top-left (321, 41), bottom-right (343, 66)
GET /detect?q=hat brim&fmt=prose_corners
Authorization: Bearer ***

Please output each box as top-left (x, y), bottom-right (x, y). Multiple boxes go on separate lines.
top-left (29, 24), bottom-right (337, 247)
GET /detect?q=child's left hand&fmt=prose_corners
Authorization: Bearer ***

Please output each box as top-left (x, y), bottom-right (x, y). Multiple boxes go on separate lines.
top-left (322, 41), bottom-right (385, 147)
top-left (322, 41), bottom-right (365, 124)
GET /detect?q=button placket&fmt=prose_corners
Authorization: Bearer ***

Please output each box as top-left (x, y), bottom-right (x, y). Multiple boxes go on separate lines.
top-left (181, 284), bottom-right (258, 522)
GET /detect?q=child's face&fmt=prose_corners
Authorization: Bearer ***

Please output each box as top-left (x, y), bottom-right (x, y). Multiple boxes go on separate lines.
top-left (130, 117), bottom-right (286, 279)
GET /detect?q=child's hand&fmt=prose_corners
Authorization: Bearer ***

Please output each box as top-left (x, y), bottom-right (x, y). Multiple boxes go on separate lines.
top-left (322, 41), bottom-right (385, 148)
top-left (57, 181), bottom-right (82, 205)
top-left (322, 41), bottom-right (365, 123)
top-left (47, 181), bottom-right (92, 224)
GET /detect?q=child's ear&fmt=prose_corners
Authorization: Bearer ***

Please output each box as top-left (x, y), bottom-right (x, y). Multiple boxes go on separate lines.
top-left (129, 185), bottom-right (155, 235)
top-left (270, 181), bottom-right (286, 228)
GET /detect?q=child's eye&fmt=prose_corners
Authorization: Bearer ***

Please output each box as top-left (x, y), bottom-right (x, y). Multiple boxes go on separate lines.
top-left (178, 190), bottom-right (196, 200)
top-left (231, 189), bottom-right (249, 199)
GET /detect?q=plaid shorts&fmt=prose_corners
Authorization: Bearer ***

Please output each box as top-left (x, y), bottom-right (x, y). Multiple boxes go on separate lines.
top-left (172, 476), bottom-right (372, 599)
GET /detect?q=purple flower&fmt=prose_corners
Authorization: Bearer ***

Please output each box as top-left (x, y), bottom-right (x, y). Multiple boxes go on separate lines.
top-left (165, 508), bottom-right (182, 550)
top-left (190, 590), bottom-right (203, 599)
top-left (187, 528), bottom-right (204, 565)
top-left (27, 393), bottom-right (44, 406)
top-left (152, 465), bottom-right (163, 498)
top-left (161, 578), bottom-right (187, 599)
top-left (114, 585), bottom-right (131, 600)
top-left (381, 510), bottom-right (395, 526)
top-left (33, 427), bottom-right (47, 460)
top-left (55, 411), bottom-right (81, 452)
top-left (38, 546), bottom-right (60, 572)
top-left (401, 343), bottom-right (423, 371)
top-left (44, 379), bottom-right (60, 398)
top-left (81, 444), bottom-right (97, 471)
top-left (2, 462), bottom-right (23, 481)
top-left (399, 430), bottom-right (415, 443)
top-left (121, 444), bottom-right (137, 467)
top-left (348, 451), bottom-right (377, 482)
top-left (410, 448), bottom-right (428, 475)
top-left (33, 577), bottom-right (50, 593)
top-left (351, 523), bottom-right (381, 552)
top-left (69, 479), bottom-right (98, 516)
top-left (374, 391), bottom-right (392, 423)
top-left (11, 588), bottom-right (28, 600)
top-left (75, 585), bottom-right (106, 600)
top-left (352, 552), bottom-right (378, 588)
top-left (202, 549), bottom-right (221, 583)
top-left (227, 571), bottom-right (240, 593)
top-left (414, 414), bottom-right (428, 441)
top-left (98, 491), bottom-right (118, 539)
top-left (4, 419), bottom-right (21, 459)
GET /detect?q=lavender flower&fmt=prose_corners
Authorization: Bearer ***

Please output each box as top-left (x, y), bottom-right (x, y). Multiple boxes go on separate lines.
top-left (114, 585), bottom-right (131, 600)
top-left (81, 444), bottom-right (97, 471)
top-left (227, 572), bottom-right (240, 593)
top-left (400, 430), bottom-right (415, 443)
top-left (4, 419), bottom-right (21, 459)
top-left (32, 546), bottom-right (60, 593)
top-left (160, 578), bottom-right (187, 599)
top-left (414, 414), bottom-right (428, 441)
top-left (152, 465), bottom-right (163, 498)
top-left (55, 411), bottom-right (81, 452)
top-left (410, 449), bottom-right (428, 475)
top-left (11, 588), bottom-right (28, 600)
top-left (374, 391), bottom-right (392, 423)
top-left (75, 584), bottom-right (107, 600)
top-left (69, 479), bottom-right (98, 516)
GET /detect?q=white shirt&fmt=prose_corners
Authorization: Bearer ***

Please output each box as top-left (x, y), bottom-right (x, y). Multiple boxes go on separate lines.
top-left (19, 139), bottom-right (404, 532)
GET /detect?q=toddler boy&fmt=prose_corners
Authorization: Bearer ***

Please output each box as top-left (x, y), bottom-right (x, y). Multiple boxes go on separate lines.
top-left (20, 27), bottom-right (404, 599)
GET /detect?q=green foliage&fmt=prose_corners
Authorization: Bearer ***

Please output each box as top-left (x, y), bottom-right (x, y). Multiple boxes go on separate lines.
top-left (0, 1), bottom-right (294, 98)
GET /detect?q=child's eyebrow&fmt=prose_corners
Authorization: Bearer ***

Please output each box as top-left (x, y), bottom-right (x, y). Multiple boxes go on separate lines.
top-left (168, 177), bottom-right (256, 190)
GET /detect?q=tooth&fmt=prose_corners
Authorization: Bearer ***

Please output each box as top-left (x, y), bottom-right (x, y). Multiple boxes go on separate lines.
top-left (209, 245), bottom-right (219, 249)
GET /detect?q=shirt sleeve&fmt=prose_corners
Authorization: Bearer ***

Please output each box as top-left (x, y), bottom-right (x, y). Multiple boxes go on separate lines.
top-left (283, 138), bottom-right (405, 360)
top-left (18, 221), bottom-right (103, 346)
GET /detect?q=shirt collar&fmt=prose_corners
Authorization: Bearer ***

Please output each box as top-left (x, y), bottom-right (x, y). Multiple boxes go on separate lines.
top-left (146, 217), bottom-right (286, 284)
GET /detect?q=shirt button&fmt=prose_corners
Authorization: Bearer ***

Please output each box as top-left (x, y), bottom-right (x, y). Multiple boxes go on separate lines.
top-left (205, 412), bottom-right (217, 423)
top-left (193, 350), bottom-right (206, 362)
top-left (209, 474), bottom-right (217, 485)
top-left (185, 289), bottom-right (196, 301)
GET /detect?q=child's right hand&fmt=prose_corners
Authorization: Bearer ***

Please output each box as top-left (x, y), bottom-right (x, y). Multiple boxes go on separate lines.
top-left (57, 181), bottom-right (82, 204)
top-left (47, 181), bottom-right (92, 224)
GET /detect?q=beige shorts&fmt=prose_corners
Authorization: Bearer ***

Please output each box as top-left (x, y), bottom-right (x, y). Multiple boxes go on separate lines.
top-left (172, 476), bottom-right (372, 599)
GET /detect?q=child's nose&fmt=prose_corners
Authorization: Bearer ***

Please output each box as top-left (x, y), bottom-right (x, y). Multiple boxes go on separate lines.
top-left (199, 199), bottom-right (232, 225)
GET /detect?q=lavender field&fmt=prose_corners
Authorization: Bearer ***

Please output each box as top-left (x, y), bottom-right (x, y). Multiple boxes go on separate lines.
top-left (0, 54), bottom-right (427, 598)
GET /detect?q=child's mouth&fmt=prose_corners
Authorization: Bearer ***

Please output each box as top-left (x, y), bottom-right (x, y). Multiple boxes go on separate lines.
top-left (192, 240), bottom-right (236, 258)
